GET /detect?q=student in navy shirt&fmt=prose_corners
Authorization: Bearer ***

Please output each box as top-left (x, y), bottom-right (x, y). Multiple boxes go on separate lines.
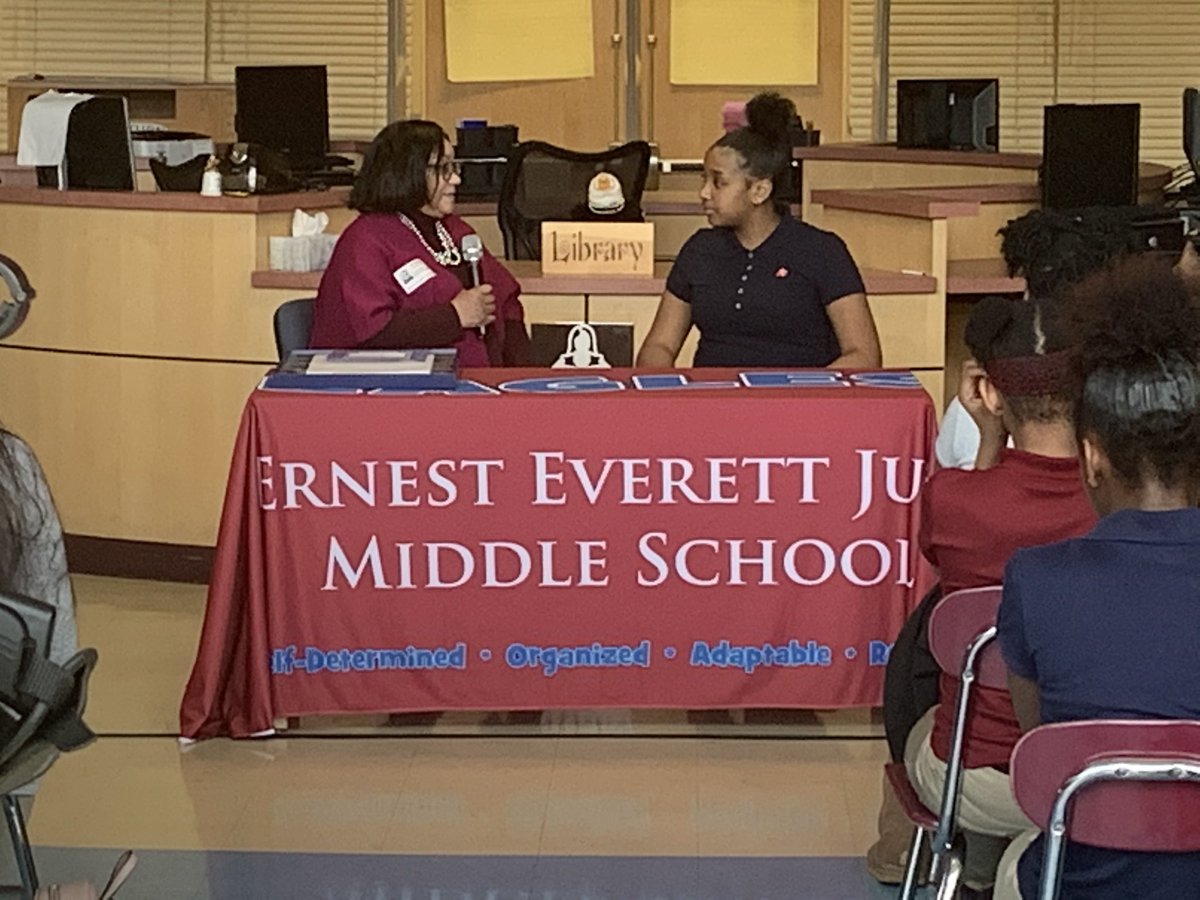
top-left (994, 257), bottom-right (1200, 900)
top-left (636, 93), bottom-right (881, 369)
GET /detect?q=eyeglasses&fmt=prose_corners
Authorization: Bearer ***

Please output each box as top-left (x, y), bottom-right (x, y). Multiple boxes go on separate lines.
top-left (427, 160), bottom-right (463, 180)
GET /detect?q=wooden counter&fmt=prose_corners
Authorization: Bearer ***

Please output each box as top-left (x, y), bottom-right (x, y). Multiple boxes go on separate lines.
top-left (251, 260), bottom-right (937, 296)
top-left (0, 186), bottom-right (360, 556)
top-left (797, 144), bottom-right (1173, 409)
top-left (250, 260), bottom-right (946, 406)
top-left (0, 185), bottom-right (351, 214)
top-left (0, 181), bottom-right (945, 559)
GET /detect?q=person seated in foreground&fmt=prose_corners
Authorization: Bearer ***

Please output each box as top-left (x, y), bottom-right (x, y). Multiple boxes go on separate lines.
top-left (868, 294), bottom-right (1096, 888)
top-left (0, 422), bottom-right (79, 815)
top-left (309, 118), bottom-right (530, 365)
top-left (936, 207), bottom-right (1152, 470)
top-left (635, 93), bottom-right (880, 369)
top-left (994, 257), bottom-right (1200, 900)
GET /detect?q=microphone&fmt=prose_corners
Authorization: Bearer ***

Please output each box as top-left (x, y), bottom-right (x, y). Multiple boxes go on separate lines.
top-left (460, 234), bottom-right (486, 336)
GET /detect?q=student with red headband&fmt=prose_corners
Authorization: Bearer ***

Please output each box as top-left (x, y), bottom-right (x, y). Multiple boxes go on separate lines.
top-left (889, 294), bottom-right (1097, 891)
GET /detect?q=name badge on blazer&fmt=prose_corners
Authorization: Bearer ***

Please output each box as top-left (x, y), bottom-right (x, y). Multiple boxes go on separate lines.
top-left (393, 258), bottom-right (436, 294)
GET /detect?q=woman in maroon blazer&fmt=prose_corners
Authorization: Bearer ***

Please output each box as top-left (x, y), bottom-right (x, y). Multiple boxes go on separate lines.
top-left (310, 119), bottom-right (530, 366)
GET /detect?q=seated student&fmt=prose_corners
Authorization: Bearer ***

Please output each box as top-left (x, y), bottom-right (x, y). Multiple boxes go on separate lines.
top-left (868, 294), bottom-right (1097, 888)
top-left (0, 424), bottom-right (79, 808)
top-left (994, 258), bottom-right (1200, 900)
top-left (936, 207), bottom-right (1147, 469)
top-left (635, 93), bottom-right (881, 369)
top-left (310, 119), bottom-right (530, 365)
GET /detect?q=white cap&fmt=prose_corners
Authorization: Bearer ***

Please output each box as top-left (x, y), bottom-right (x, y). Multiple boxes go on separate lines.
top-left (587, 172), bottom-right (625, 215)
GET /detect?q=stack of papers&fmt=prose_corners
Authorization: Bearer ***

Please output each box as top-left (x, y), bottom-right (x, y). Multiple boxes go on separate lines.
top-left (262, 349), bottom-right (459, 392)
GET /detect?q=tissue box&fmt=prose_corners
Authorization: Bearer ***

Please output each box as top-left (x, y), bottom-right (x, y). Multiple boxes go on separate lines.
top-left (269, 234), bottom-right (339, 272)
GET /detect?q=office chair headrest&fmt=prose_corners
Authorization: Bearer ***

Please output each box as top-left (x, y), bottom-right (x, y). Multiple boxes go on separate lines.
top-left (0, 254), bottom-right (34, 341)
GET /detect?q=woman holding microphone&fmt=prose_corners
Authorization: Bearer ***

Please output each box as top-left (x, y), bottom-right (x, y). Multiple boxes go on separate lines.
top-left (310, 119), bottom-right (530, 365)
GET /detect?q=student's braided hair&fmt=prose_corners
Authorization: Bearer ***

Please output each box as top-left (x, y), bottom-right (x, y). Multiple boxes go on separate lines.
top-left (964, 294), bottom-right (1072, 424)
top-left (998, 207), bottom-right (1146, 299)
top-left (1066, 256), bottom-right (1200, 488)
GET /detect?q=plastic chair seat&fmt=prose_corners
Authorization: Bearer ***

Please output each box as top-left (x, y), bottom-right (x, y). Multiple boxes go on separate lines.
top-left (886, 761), bottom-right (938, 830)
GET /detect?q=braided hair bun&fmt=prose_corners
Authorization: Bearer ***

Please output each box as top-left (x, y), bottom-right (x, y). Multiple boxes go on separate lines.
top-left (745, 93), bottom-right (796, 146)
top-left (714, 92), bottom-right (798, 215)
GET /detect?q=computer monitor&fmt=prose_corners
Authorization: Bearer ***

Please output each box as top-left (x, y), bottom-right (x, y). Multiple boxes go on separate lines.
top-left (235, 65), bottom-right (329, 170)
top-left (1184, 88), bottom-right (1200, 181)
top-left (896, 79), bottom-right (999, 152)
top-left (1041, 103), bottom-right (1140, 210)
top-left (36, 96), bottom-right (137, 191)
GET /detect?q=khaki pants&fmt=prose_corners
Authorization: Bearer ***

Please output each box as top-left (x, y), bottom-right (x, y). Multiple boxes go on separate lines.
top-left (904, 708), bottom-right (1033, 886)
top-left (994, 829), bottom-right (1040, 899)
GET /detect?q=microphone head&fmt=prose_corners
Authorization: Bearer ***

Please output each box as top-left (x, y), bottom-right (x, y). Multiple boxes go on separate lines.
top-left (461, 233), bottom-right (485, 263)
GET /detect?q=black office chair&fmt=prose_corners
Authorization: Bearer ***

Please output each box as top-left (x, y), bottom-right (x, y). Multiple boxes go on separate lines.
top-left (0, 255), bottom-right (35, 342)
top-left (0, 590), bottom-right (98, 898)
top-left (273, 297), bottom-right (316, 361)
top-left (497, 140), bottom-right (652, 260)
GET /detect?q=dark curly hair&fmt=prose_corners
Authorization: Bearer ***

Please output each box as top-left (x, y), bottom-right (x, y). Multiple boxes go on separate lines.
top-left (714, 92), bottom-right (796, 215)
top-left (964, 294), bottom-right (1073, 424)
top-left (1066, 256), bottom-right (1200, 489)
top-left (998, 207), bottom-right (1146, 299)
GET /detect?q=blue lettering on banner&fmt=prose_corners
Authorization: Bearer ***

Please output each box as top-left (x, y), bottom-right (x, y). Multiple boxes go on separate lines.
top-left (631, 374), bottom-right (740, 391)
top-left (498, 375), bottom-right (625, 394)
top-left (505, 640), bottom-right (651, 677)
top-left (398, 370), bottom-right (924, 396)
top-left (270, 642), bottom-right (467, 675)
top-left (407, 379), bottom-right (500, 396)
top-left (739, 371), bottom-right (851, 389)
top-left (869, 640), bottom-right (894, 666)
top-left (850, 371), bottom-right (923, 390)
top-left (690, 639), bottom-right (833, 674)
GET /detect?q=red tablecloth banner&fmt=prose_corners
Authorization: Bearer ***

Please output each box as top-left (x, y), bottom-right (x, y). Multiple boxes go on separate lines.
top-left (181, 369), bottom-right (937, 739)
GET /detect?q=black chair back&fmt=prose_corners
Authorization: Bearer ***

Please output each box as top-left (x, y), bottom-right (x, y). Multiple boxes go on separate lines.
top-left (273, 297), bottom-right (315, 361)
top-left (498, 140), bottom-right (652, 260)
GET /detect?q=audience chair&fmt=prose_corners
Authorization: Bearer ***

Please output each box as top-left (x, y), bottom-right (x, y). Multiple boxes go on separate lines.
top-left (273, 297), bottom-right (315, 361)
top-left (1010, 719), bottom-right (1200, 900)
top-left (497, 140), bottom-right (651, 260)
top-left (0, 590), bottom-right (98, 898)
top-left (887, 585), bottom-right (1006, 900)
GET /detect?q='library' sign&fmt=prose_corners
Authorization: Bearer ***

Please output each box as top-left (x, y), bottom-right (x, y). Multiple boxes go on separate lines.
top-left (540, 222), bottom-right (655, 277)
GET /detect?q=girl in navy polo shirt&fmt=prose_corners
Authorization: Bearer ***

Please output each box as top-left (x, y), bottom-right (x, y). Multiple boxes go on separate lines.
top-left (995, 257), bottom-right (1200, 899)
top-left (636, 93), bottom-right (881, 369)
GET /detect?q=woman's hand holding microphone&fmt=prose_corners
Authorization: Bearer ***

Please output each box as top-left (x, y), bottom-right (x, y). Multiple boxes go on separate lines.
top-left (451, 284), bottom-right (496, 329)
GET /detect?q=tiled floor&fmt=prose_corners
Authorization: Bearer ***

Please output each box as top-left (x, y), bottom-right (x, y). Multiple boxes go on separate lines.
top-left (17, 575), bottom-right (901, 899)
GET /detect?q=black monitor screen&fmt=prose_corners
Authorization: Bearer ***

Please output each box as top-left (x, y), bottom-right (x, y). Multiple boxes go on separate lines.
top-left (1042, 103), bottom-right (1140, 210)
top-left (235, 65), bottom-right (329, 168)
top-left (1185, 88), bottom-right (1200, 176)
top-left (62, 96), bottom-right (136, 191)
top-left (896, 79), bottom-right (999, 152)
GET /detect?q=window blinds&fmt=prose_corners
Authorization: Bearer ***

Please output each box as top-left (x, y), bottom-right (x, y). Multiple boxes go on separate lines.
top-left (886, 0), bottom-right (1056, 152)
top-left (1056, 0), bottom-right (1200, 164)
top-left (849, 0), bottom-right (1200, 162)
top-left (207, 0), bottom-right (391, 140)
top-left (0, 0), bottom-right (390, 147)
top-left (846, 0), bottom-right (879, 142)
top-left (0, 0), bottom-right (206, 137)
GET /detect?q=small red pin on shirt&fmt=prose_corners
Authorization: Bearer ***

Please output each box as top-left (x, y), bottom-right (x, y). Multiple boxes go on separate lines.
top-left (775, 267), bottom-right (789, 278)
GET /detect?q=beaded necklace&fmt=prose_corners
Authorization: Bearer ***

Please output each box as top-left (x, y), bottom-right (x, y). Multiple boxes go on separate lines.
top-left (397, 213), bottom-right (462, 267)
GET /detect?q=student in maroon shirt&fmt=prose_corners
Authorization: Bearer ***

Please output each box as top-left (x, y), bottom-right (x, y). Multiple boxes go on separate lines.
top-left (310, 119), bottom-right (530, 366)
top-left (904, 294), bottom-right (1097, 890)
